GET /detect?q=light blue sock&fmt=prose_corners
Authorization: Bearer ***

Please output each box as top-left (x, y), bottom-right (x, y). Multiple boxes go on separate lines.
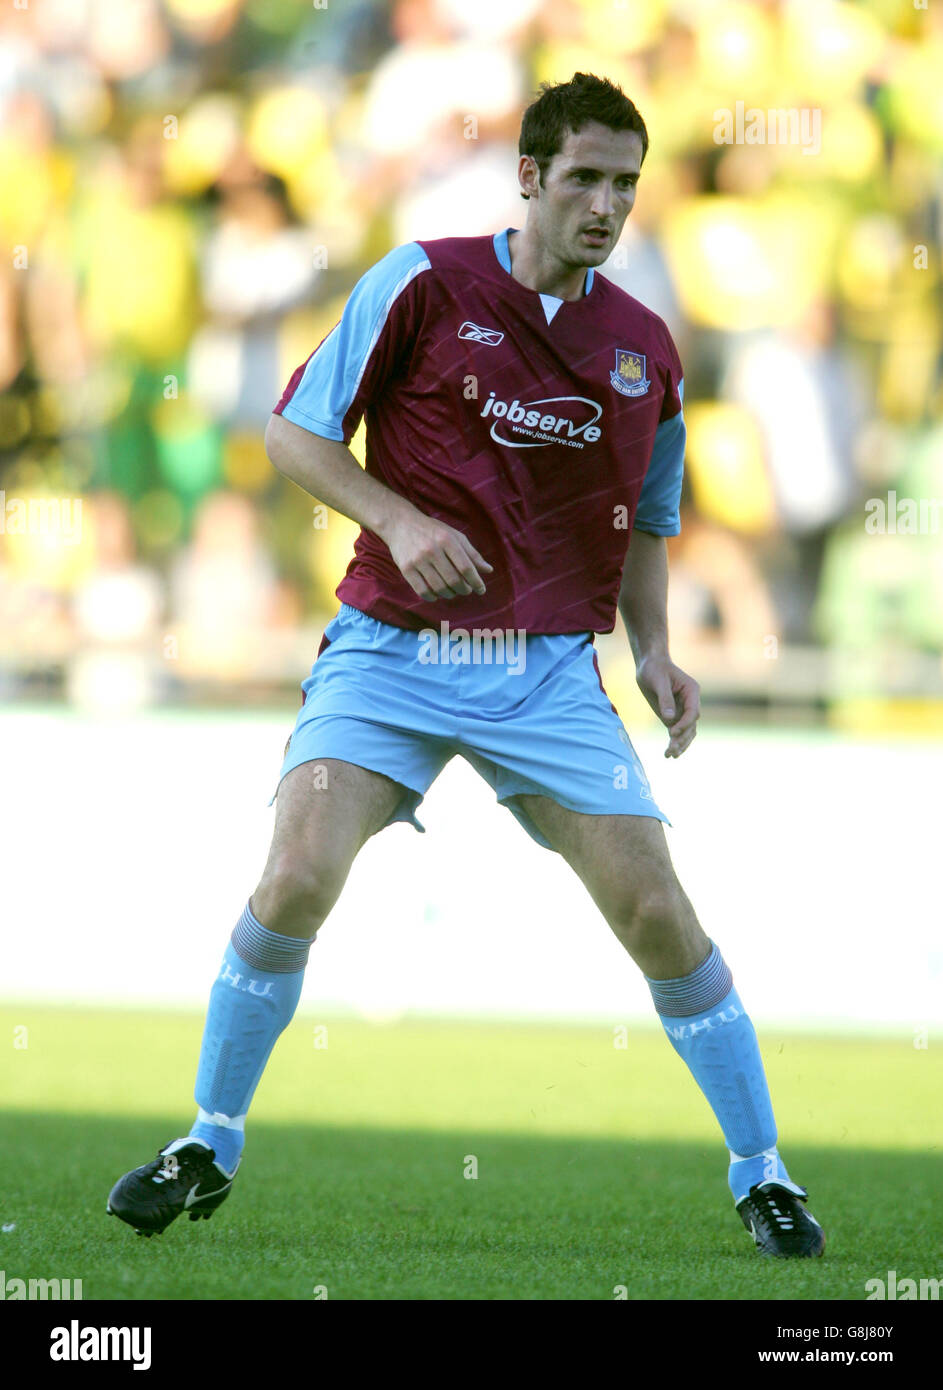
top-left (189, 901), bottom-right (316, 1177)
top-left (645, 942), bottom-right (803, 1205)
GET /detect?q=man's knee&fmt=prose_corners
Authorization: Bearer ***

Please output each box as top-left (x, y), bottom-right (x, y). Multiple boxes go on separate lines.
top-left (598, 873), bottom-right (690, 950)
top-left (253, 854), bottom-right (348, 935)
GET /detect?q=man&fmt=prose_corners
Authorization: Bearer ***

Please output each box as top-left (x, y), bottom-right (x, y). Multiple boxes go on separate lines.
top-left (108, 73), bottom-right (824, 1260)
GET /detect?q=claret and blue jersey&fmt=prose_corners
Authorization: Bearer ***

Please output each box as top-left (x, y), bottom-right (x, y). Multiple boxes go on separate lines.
top-left (274, 227), bottom-right (686, 635)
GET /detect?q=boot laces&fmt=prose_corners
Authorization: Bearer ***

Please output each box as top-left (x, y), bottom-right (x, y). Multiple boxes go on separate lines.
top-left (755, 1186), bottom-right (796, 1231)
top-left (152, 1145), bottom-right (208, 1185)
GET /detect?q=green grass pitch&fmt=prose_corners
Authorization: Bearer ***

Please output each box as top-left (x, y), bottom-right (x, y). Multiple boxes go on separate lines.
top-left (1, 1006), bottom-right (940, 1300)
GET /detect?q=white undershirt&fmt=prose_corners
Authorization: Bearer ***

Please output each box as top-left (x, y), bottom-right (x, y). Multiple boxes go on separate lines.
top-left (539, 293), bottom-right (564, 325)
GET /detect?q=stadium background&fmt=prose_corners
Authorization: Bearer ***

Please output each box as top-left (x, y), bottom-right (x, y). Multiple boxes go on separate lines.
top-left (1, 0), bottom-right (941, 1031)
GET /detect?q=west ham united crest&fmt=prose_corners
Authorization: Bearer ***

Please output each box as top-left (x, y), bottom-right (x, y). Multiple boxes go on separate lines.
top-left (611, 349), bottom-right (650, 397)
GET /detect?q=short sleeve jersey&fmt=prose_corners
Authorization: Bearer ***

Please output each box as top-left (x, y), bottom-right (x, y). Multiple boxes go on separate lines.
top-left (274, 227), bottom-right (685, 634)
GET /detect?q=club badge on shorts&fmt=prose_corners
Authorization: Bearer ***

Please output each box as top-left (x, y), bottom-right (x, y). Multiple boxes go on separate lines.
top-left (611, 349), bottom-right (650, 397)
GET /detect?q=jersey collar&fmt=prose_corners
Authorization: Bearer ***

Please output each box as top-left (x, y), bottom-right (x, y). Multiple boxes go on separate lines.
top-left (492, 227), bottom-right (595, 298)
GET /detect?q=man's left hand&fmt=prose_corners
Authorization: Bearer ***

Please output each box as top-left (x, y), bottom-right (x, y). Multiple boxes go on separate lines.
top-left (636, 655), bottom-right (700, 758)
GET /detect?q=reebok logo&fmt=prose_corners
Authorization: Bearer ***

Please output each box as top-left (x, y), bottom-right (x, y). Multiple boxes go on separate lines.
top-left (458, 321), bottom-right (504, 346)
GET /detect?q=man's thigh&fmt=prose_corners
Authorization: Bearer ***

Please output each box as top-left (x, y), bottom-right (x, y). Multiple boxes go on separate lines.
top-left (512, 793), bottom-right (679, 918)
top-left (268, 757), bottom-right (406, 868)
top-left (513, 793), bottom-right (709, 976)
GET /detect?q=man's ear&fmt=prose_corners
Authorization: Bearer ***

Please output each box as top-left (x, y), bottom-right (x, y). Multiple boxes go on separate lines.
top-left (518, 154), bottom-right (540, 201)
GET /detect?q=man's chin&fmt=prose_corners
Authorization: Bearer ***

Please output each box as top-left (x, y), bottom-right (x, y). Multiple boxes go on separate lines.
top-left (572, 236), bottom-right (612, 264)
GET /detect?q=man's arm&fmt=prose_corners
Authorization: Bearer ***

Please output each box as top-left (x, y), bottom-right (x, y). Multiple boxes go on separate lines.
top-left (264, 413), bottom-right (492, 602)
top-left (618, 527), bottom-right (700, 759)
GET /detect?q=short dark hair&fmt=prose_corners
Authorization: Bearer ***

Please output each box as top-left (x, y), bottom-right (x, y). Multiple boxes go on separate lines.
top-left (518, 72), bottom-right (648, 199)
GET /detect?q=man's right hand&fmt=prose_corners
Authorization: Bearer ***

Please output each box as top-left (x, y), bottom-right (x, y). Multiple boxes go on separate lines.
top-left (263, 416), bottom-right (492, 602)
top-left (381, 506), bottom-right (494, 601)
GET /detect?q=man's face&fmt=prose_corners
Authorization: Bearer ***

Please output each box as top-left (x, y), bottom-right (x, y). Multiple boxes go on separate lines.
top-left (521, 122), bottom-right (643, 268)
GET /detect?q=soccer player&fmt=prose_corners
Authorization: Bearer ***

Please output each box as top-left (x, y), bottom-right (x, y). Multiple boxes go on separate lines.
top-left (108, 73), bottom-right (824, 1259)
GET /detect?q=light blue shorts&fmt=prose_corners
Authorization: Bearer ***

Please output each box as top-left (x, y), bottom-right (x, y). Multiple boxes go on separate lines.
top-left (270, 603), bottom-right (668, 851)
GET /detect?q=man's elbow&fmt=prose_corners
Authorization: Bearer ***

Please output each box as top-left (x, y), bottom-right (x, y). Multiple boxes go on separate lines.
top-left (264, 414), bottom-right (288, 472)
top-left (264, 415), bottom-right (282, 464)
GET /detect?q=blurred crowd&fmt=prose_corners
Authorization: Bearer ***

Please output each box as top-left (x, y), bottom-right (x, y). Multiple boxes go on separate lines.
top-left (1, 0), bottom-right (942, 711)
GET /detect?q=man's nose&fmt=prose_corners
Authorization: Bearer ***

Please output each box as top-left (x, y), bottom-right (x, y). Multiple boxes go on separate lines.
top-left (591, 183), bottom-right (616, 218)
